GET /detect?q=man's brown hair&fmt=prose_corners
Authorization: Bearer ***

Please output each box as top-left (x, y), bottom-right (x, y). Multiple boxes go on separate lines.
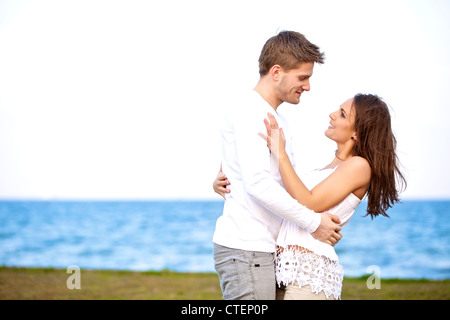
top-left (258, 31), bottom-right (325, 76)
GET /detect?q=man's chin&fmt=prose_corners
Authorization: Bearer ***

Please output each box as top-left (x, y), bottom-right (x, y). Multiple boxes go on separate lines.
top-left (285, 98), bottom-right (301, 105)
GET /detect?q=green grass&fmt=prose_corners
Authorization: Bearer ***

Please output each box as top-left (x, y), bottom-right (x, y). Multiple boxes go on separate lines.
top-left (0, 266), bottom-right (448, 300)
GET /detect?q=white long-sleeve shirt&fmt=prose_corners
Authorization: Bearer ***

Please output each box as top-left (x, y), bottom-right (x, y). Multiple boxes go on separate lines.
top-left (213, 90), bottom-right (321, 253)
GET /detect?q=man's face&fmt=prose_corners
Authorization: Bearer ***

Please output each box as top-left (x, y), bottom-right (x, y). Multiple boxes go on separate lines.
top-left (276, 62), bottom-right (314, 105)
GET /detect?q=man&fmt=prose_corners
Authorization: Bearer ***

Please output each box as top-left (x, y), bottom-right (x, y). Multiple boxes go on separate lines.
top-left (212, 31), bottom-right (342, 300)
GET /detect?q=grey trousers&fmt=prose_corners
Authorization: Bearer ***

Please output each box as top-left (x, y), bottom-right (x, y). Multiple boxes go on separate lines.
top-left (213, 243), bottom-right (276, 300)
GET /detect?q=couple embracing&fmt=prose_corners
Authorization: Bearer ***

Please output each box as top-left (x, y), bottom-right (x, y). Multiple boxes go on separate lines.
top-left (211, 31), bottom-right (406, 300)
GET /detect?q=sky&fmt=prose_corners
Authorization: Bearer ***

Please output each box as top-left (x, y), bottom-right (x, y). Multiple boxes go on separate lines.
top-left (0, 0), bottom-right (449, 200)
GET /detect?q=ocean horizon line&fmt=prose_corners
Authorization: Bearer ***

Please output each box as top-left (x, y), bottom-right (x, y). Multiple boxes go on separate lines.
top-left (1, 200), bottom-right (448, 279)
top-left (0, 197), bottom-right (449, 202)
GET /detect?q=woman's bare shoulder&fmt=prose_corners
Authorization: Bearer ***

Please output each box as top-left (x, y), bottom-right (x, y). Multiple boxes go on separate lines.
top-left (338, 156), bottom-right (371, 176)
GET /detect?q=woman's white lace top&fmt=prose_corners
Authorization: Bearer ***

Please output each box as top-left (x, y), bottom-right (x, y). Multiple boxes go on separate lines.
top-left (276, 167), bottom-right (362, 299)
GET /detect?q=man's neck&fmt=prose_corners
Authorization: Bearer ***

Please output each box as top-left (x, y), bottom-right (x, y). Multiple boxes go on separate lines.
top-left (253, 78), bottom-right (282, 111)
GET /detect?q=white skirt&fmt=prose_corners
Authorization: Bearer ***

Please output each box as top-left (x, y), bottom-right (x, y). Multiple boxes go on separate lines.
top-left (276, 246), bottom-right (344, 300)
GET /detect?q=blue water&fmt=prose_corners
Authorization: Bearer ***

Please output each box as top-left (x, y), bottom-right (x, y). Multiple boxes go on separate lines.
top-left (0, 200), bottom-right (449, 279)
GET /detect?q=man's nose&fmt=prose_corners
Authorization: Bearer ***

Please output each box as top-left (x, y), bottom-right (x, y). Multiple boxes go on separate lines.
top-left (302, 79), bottom-right (310, 91)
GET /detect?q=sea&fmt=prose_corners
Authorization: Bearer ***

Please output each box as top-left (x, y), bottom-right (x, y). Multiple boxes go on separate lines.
top-left (0, 200), bottom-right (449, 280)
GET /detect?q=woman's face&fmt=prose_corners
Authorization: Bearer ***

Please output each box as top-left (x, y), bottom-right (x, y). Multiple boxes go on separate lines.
top-left (325, 98), bottom-right (356, 143)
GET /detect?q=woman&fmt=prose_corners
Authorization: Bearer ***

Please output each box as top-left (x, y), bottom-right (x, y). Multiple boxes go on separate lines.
top-left (213, 93), bottom-right (406, 300)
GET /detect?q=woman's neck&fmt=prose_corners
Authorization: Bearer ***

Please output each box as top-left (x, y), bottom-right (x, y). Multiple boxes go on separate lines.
top-left (325, 145), bottom-right (353, 169)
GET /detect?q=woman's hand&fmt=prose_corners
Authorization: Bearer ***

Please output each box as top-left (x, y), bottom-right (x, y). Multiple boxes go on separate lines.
top-left (213, 165), bottom-right (230, 200)
top-left (258, 112), bottom-right (287, 161)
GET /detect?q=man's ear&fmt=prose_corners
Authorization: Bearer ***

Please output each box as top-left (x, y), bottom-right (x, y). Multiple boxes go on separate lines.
top-left (269, 65), bottom-right (282, 81)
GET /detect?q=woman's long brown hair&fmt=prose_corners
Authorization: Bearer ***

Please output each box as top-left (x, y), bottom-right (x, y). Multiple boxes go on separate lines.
top-left (352, 94), bottom-right (406, 218)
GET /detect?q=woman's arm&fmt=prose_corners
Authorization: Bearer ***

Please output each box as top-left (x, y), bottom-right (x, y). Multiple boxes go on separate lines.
top-left (212, 164), bottom-right (230, 200)
top-left (261, 113), bottom-right (371, 212)
top-left (278, 153), bottom-right (370, 212)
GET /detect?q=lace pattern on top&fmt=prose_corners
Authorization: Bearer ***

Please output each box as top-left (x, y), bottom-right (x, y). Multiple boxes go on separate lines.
top-left (276, 246), bottom-right (344, 300)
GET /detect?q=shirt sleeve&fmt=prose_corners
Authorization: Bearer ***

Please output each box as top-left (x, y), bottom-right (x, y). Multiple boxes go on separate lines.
top-left (234, 111), bottom-right (321, 233)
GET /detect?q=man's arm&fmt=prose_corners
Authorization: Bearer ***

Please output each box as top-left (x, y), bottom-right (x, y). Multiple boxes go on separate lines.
top-left (234, 112), bottom-right (341, 243)
top-left (212, 162), bottom-right (342, 245)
